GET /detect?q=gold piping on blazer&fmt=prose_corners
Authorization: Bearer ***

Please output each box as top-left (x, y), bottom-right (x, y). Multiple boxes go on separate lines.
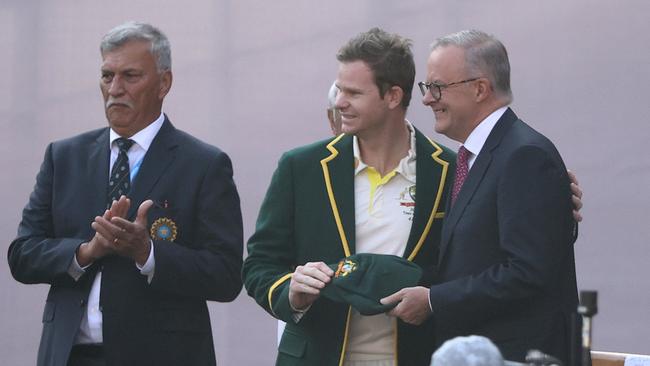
top-left (406, 137), bottom-right (449, 261)
top-left (320, 134), bottom-right (351, 257)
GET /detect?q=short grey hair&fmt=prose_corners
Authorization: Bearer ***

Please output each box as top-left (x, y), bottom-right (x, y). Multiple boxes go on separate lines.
top-left (327, 81), bottom-right (338, 109)
top-left (431, 30), bottom-right (512, 103)
top-left (100, 21), bottom-right (171, 72)
top-left (431, 335), bottom-right (511, 366)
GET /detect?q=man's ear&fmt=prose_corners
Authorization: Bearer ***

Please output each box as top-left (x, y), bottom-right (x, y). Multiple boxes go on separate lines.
top-left (159, 70), bottom-right (173, 100)
top-left (385, 85), bottom-right (404, 109)
top-left (475, 77), bottom-right (491, 103)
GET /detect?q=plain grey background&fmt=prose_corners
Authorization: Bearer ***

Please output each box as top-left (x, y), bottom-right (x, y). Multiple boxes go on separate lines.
top-left (1, 0), bottom-right (648, 364)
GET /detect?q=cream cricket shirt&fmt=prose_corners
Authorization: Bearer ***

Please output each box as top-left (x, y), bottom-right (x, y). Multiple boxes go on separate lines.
top-left (346, 122), bottom-right (417, 363)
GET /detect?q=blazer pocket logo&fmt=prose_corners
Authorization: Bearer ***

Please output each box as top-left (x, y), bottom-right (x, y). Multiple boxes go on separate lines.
top-left (150, 217), bottom-right (178, 241)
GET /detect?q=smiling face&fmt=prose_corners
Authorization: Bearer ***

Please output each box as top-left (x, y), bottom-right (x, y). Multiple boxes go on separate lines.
top-left (100, 40), bottom-right (171, 137)
top-left (334, 60), bottom-right (392, 139)
top-left (422, 46), bottom-right (481, 143)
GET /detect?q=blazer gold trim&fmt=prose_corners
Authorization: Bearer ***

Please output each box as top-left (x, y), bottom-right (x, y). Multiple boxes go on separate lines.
top-left (337, 307), bottom-right (353, 366)
top-left (268, 273), bottom-right (293, 316)
top-left (320, 134), bottom-right (352, 257)
top-left (406, 137), bottom-right (449, 261)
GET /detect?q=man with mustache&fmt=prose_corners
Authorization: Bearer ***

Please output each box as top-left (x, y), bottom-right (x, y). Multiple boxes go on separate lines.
top-left (8, 22), bottom-right (243, 366)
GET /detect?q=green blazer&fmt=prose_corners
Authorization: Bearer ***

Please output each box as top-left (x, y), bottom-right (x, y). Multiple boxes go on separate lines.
top-left (243, 128), bottom-right (455, 366)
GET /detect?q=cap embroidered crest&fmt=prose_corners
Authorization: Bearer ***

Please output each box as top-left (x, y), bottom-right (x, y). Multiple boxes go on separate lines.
top-left (321, 253), bottom-right (422, 315)
top-left (335, 259), bottom-right (357, 278)
top-left (150, 217), bottom-right (178, 241)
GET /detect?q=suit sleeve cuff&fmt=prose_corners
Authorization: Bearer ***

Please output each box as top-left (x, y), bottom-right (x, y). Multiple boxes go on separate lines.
top-left (290, 303), bottom-right (311, 323)
top-left (68, 247), bottom-right (91, 281)
top-left (136, 240), bottom-right (155, 283)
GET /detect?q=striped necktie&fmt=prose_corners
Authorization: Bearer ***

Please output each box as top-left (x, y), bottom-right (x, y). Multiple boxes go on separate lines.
top-left (107, 137), bottom-right (135, 206)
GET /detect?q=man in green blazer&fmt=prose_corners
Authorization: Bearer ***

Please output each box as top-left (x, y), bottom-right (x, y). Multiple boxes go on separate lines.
top-left (243, 28), bottom-right (455, 366)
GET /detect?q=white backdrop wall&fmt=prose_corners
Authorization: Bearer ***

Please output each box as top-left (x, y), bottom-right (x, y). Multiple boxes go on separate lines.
top-left (1, 1), bottom-right (648, 364)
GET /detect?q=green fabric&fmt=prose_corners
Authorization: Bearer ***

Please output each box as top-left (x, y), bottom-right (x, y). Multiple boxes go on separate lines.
top-left (243, 129), bottom-right (456, 366)
top-left (321, 254), bottom-right (422, 315)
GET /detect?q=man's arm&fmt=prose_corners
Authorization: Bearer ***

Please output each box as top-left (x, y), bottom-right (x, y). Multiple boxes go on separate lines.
top-left (8, 143), bottom-right (89, 284)
top-left (243, 153), bottom-right (331, 321)
top-left (289, 262), bottom-right (333, 311)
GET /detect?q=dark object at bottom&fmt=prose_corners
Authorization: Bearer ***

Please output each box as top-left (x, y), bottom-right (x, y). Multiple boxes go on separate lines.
top-left (67, 344), bottom-right (105, 366)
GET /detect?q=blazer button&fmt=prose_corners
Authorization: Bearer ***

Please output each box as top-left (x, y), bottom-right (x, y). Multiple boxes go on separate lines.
top-left (80, 299), bottom-right (86, 306)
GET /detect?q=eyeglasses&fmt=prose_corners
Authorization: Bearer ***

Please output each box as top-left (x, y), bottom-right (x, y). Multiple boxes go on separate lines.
top-left (418, 78), bottom-right (481, 101)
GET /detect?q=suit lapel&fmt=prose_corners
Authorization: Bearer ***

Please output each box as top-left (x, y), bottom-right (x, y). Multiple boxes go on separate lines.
top-left (320, 134), bottom-right (356, 256)
top-left (88, 129), bottom-right (110, 214)
top-left (403, 129), bottom-right (451, 261)
top-left (127, 118), bottom-right (178, 219)
top-left (81, 129), bottom-right (110, 280)
top-left (439, 108), bottom-right (518, 263)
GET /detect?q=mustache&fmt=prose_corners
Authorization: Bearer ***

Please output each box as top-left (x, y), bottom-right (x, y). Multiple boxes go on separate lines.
top-left (105, 99), bottom-right (134, 109)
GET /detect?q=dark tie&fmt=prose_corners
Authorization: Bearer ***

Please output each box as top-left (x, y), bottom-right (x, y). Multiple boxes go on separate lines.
top-left (451, 146), bottom-right (470, 206)
top-left (107, 137), bottom-right (135, 206)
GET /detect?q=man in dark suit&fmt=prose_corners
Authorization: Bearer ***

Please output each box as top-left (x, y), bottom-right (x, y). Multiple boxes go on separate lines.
top-left (383, 30), bottom-right (578, 363)
top-left (7, 22), bottom-right (243, 366)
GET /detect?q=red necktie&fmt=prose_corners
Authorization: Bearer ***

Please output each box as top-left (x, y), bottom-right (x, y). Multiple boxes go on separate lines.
top-left (451, 146), bottom-right (470, 206)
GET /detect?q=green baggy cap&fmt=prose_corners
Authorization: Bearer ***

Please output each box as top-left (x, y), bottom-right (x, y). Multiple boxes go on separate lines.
top-left (320, 253), bottom-right (422, 315)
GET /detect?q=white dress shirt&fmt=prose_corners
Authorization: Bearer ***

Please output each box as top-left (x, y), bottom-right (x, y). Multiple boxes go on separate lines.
top-left (67, 112), bottom-right (165, 344)
top-left (461, 106), bottom-right (508, 169)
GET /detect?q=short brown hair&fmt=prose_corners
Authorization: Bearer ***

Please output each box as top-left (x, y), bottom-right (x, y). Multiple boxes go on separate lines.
top-left (337, 28), bottom-right (415, 109)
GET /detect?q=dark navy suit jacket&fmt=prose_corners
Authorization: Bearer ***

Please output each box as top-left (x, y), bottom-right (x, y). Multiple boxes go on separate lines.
top-left (8, 117), bottom-right (243, 366)
top-left (429, 108), bottom-right (578, 364)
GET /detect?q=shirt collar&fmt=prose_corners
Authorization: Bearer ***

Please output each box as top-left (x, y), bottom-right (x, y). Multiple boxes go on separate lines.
top-left (462, 106), bottom-right (508, 157)
top-left (353, 120), bottom-right (417, 183)
top-left (109, 112), bottom-right (165, 152)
